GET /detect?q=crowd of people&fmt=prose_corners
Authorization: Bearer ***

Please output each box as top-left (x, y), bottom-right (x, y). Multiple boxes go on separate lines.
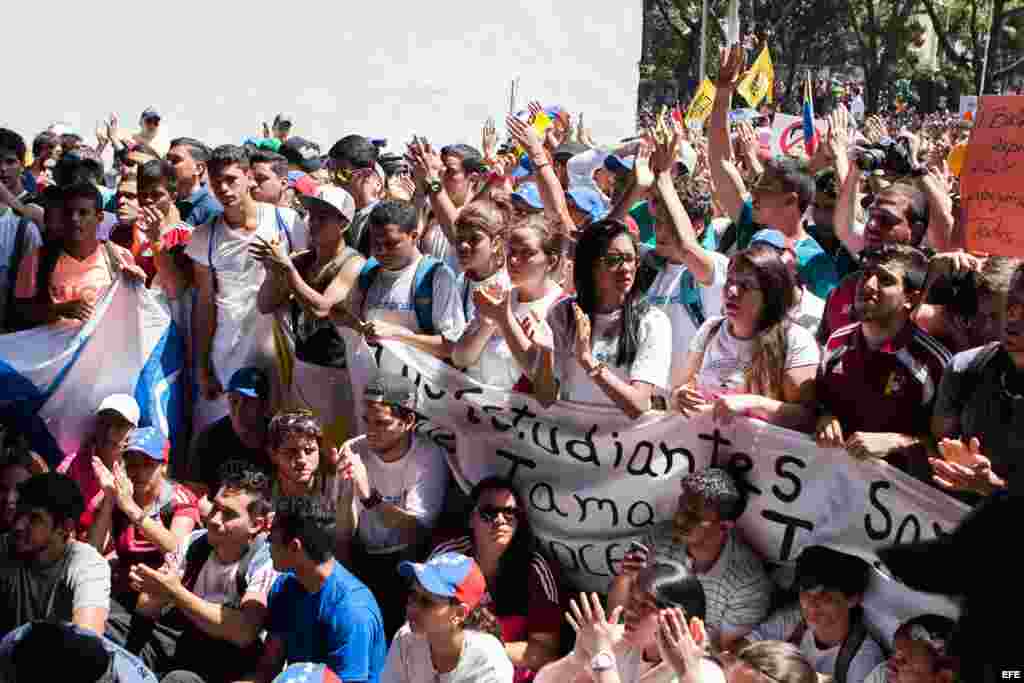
top-left (0, 41), bottom-right (1020, 683)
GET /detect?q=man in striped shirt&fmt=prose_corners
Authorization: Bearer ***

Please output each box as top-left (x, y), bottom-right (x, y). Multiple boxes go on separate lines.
top-left (608, 467), bottom-right (772, 652)
top-left (816, 246), bottom-right (951, 480)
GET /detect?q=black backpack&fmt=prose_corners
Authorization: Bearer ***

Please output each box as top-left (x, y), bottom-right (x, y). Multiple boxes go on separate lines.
top-left (787, 607), bottom-right (868, 683)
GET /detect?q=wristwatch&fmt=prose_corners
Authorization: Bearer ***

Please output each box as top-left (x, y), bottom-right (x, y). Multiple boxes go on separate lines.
top-left (590, 651), bottom-right (616, 672)
top-left (426, 178), bottom-right (443, 195)
top-left (361, 489), bottom-right (384, 510)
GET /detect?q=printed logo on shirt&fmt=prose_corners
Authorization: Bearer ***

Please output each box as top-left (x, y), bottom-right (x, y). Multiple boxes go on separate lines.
top-left (884, 371), bottom-right (906, 396)
top-left (372, 302), bottom-right (415, 312)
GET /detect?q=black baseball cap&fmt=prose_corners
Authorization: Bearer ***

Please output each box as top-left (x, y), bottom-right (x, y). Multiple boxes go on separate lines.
top-left (280, 137), bottom-right (322, 173)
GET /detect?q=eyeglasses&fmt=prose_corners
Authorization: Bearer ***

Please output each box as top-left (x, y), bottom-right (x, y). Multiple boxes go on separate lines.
top-left (598, 253), bottom-right (637, 269)
top-left (477, 505), bottom-right (519, 524)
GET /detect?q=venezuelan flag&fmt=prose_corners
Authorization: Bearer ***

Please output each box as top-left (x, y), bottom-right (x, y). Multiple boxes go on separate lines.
top-left (803, 72), bottom-right (817, 157)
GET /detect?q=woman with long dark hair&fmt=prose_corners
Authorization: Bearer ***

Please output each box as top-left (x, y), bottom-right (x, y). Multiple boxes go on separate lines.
top-left (672, 243), bottom-right (820, 431)
top-left (429, 477), bottom-right (562, 682)
top-left (535, 561), bottom-right (723, 683)
top-left (530, 220), bottom-right (672, 419)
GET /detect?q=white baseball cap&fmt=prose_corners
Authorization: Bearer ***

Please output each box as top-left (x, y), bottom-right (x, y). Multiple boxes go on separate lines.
top-left (95, 394), bottom-right (140, 426)
top-left (299, 186), bottom-right (356, 224)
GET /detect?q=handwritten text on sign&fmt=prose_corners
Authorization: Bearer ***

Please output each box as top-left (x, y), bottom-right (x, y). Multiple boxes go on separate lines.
top-left (962, 96), bottom-right (1024, 256)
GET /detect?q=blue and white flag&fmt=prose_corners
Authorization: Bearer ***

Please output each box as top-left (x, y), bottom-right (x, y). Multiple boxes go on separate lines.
top-left (0, 281), bottom-right (185, 467)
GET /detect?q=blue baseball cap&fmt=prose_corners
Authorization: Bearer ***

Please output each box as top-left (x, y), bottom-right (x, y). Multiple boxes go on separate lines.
top-left (227, 367), bottom-right (270, 400)
top-left (749, 229), bottom-right (790, 251)
top-left (398, 552), bottom-right (488, 610)
top-left (511, 182), bottom-right (544, 210)
top-left (604, 155), bottom-right (635, 174)
top-left (566, 187), bottom-right (609, 223)
top-left (511, 154), bottom-right (532, 179)
top-left (123, 426), bottom-right (168, 462)
top-left (272, 663), bottom-right (341, 683)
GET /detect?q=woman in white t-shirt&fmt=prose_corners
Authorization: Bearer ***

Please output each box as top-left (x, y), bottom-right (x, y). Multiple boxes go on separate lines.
top-left (672, 244), bottom-right (820, 432)
top-left (534, 562), bottom-right (724, 683)
top-left (531, 220), bottom-right (672, 418)
top-left (453, 214), bottom-right (565, 390)
top-left (383, 552), bottom-right (513, 683)
top-left (451, 199), bottom-right (512, 324)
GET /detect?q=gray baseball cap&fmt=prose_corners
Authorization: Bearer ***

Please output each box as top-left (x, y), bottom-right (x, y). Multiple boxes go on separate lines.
top-left (364, 372), bottom-right (417, 411)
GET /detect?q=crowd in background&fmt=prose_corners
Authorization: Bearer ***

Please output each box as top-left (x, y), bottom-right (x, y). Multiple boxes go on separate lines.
top-left (0, 39), bottom-right (1020, 683)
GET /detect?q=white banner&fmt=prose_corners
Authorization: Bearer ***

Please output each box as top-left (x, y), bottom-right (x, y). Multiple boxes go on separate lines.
top-left (347, 339), bottom-right (968, 644)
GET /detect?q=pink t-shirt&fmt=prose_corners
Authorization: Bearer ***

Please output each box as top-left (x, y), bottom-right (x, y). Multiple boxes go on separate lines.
top-left (15, 242), bottom-right (135, 303)
top-left (56, 447), bottom-right (105, 534)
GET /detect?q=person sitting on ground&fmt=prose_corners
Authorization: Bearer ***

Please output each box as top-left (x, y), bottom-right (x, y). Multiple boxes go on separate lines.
top-left (335, 372), bottom-right (449, 639)
top-left (672, 244), bottom-right (820, 431)
top-left (0, 472), bottom-right (110, 636)
top-left (56, 394), bottom-right (140, 534)
top-left (863, 614), bottom-right (956, 683)
top-left (430, 477), bottom-right (562, 680)
top-left (737, 545), bottom-right (885, 683)
top-left (383, 552), bottom-right (513, 683)
top-left (127, 464), bottom-right (277, 682)
top-left (608, 467), bottom-right (772, 652)
top-left (0, 456), bottom-right (32, 534)
top-left (244, 501), bottom-right (387, 683)
top-left (189, 367), bottom-right (275, 517)
top-left (0, 620), bottom-right (158, 683)
top-left (534, 562), bottom-right (724, 683)
top-left (89, 428), bottom-right (199, 609)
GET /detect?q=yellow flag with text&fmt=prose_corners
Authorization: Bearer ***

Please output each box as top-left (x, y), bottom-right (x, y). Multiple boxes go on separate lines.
top-left (737, 45), bottom-right (774, 107)
top-left (685, 79), bottom-right (717, 123)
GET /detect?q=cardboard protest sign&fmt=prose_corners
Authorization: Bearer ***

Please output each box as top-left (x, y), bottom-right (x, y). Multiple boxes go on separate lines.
top-left (961, 95), bottom-right (1024, 256)
top-left (770, 114), bottom-right (828, 158)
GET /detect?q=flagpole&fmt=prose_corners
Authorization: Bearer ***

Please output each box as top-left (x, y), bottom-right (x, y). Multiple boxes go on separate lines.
top-left (699, 0), bottom-right (709, 84)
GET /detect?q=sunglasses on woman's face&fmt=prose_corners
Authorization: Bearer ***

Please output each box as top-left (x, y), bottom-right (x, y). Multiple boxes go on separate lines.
top-left (598, 253), bottom-right (637, 269)
top-left (477, 505), bottom-right (519, 524)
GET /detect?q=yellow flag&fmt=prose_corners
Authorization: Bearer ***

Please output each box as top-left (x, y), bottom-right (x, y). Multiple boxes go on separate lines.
top-left (685, 79), bottom-right (717, 123)
top-left (737, 45), bottom-right (774, 107)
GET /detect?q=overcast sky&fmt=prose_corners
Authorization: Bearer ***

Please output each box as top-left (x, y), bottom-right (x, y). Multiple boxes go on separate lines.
top-left (6, 1), bottom-right (642, 155)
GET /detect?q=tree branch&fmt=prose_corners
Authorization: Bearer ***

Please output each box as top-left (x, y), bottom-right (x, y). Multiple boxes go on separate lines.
top-left (994, 52), bottom-right (1024, 77)
top-left (919, 0), bottom-right (972, 70)
top-left (654, 0), bottom-right (690, 43)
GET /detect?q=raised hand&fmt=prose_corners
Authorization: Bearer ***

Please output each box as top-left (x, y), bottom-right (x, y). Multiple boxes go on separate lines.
top-left (716, 44), bottom-right (746, 91)
top-left (565, 592), bottom-right (624, 657)
top-left (506, 115), bottom-right (545, 161)
top-left (655, 607), bottom-right (707, 679)
top-left (338, 441), bottom-right (371, 500)
top-left (634, 142), bottom-right (656, 190)
top-left (572, 303), bottom-right (594, 369)
top-left (250, 235), bottom-right (292, 275)
top-left (482, 117), bottom-right (498, 160)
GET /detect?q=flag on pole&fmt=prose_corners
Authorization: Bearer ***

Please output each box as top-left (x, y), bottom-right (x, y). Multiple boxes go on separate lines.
top-left (685, 80), bottom-right (717, 123)
top-left (803, 71), bottom-right (818, 157)
top-left (725, 0), bottom-right (740, 46)
top-left (737, 45), bottom-right (774, 107)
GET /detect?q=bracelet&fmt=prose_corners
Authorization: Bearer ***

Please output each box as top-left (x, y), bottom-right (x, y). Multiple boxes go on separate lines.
top-left (533, 161), bottom-right (551, 171)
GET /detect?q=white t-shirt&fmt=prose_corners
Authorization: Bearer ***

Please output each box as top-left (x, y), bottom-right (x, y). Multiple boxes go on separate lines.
top-left (184, 203), bottom-right (309, 385)
top-left (353, 434), bottom-right (449, 554)
top-left (643, 252), bottom-right (728, 388)
top-left (0, 208), bottom-right (43, 324)
top-left (538, 298), bottom-right (672, 405)
top-left (381, 625), bottom-right (514, 683)
top-left (688, 315), bottom-right (820, 400)
top-left (863, 662), bottom-right (888, 683)
top-left (616, 647), bottom-right (725, 683)
top-left (748, 606), bottom-right (886, 683)
top-left (352, 253), bottom-right (466, 342)
top-left (168, 531), bottom-right (278, 608)
top-left (791, 286), bottom-right (826, 338)
top-left (420, 223), bottom-right (461, 274)
top-left (463, 285), bottom-right (563, 389)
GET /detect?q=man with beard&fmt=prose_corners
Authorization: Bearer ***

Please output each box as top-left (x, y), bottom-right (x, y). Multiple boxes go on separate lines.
top-left (929, 262), bottom-right (1024, 498)
top-left (0, 473), bottom-right (111, 636)
top-left (606, 467), bottom-right (772, 652)
top-left (816, 246), bottom-right (951, 480)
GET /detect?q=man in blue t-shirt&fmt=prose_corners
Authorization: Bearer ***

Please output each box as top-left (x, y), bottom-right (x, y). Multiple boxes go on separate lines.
top-left (245, 502), bottom-right (386, 683)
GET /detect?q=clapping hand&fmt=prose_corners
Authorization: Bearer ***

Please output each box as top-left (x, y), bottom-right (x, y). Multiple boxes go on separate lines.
top-left (571, 303), bottom-right (595, 369)
top-left (565, 592), bottom-right (623, 658)
top-left (472, 282), bottom-right (509, 326)
top-left (338, 440), bottom-right (371, 500)
top-left (655, 607), bottom-right (707, 680)
top-left (250, 235), bottom-right (292, 275)
top-left (929, 437), bottom-right (1007, 495)
top-left (672, 383), bottom-right (709, 418)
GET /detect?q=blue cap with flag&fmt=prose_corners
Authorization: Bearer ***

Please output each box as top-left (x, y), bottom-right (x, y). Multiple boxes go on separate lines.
top-left (124, 426), bottom-right (169, 463)
top-left (567, 187), bottom-right (609, 223)
top-left (272, 663), bottom-right (341, 683)
top-left (604, 155), bottom-right (635, 174)
top-left (511, 182), bottom-right (544, 209)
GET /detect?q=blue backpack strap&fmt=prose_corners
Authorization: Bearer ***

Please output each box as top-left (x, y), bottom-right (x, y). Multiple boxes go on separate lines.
top-left (274, 207), bottom-right (294, 253)
top-left (678, 269), bottom-right (706, 328)
top-left (357, 258), bottom-right (380, 321)
top-left (413, 256), bottom-right (441, 335)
